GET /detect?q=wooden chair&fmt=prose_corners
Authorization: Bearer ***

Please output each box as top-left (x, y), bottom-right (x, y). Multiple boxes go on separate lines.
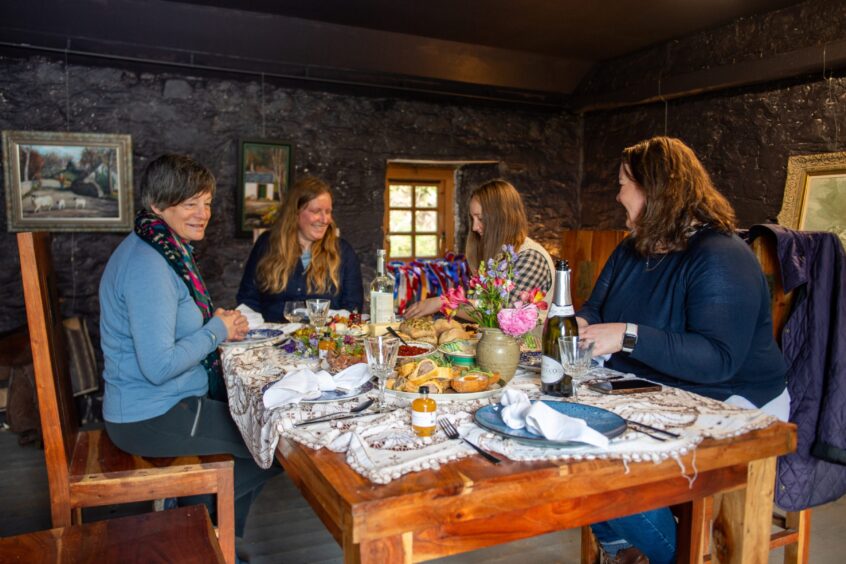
top-left (0, 505), bottom-right (225, 563)
top-left (17, 231), bottom-right (236, 564)
top-left (570, 228), bottom-right (810, 563)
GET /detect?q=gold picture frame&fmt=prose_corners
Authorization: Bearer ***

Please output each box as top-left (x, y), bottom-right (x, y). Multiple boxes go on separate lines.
top-left (778, 151), bottom-right (846, 249)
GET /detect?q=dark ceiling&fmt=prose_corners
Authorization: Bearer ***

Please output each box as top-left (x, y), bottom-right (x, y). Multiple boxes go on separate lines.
top-left (0, 0), bottom-right (807, 106)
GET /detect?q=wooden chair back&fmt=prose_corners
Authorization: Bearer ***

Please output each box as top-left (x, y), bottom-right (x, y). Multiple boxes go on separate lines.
top-left (17, 231), bottom-right (79, 518)
top-left (560, 229), bottom-right (628, 310)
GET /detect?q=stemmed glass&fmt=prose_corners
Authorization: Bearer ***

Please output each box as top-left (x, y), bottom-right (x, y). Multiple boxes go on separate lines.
top-left (363, 335), bottom-right (400, 409)
top-left (284, 301), bottom-right (307, 324)
top-left (306, 299), bottom-right (330, 329)
top-left (558, 336), bottom-right (595, 400)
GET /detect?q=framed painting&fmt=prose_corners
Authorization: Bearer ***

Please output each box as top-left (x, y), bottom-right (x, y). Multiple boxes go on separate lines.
top-left (237, 139), bottom-right (292, 237)
top-left (778, 151), bottom-right (846, 250)
top-left (2, 130), bottom-right (133, 232)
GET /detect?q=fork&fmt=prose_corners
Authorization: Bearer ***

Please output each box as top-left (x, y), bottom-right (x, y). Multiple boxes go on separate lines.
top-left (438, 418), bottom-right (501, 464)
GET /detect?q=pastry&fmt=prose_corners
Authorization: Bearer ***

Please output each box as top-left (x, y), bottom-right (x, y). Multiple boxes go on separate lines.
top-left (438, 327), bottom-right (469, 345)
top-left (434, 318), bottom-right (462, 335)
top-left (400, 317), bottom-right (436, 340)
top-left (450, 372), bottom-right (490, 393)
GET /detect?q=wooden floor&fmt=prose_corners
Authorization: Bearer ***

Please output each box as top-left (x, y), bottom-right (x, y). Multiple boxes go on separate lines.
top-left (1, 423), bottom-right (844, 563)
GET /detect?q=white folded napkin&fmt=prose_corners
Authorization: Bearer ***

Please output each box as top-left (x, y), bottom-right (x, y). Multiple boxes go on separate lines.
top-left (236, 304), bottom-right (265, 329)
top-left (500, 389), bottom-right (609, 448)
top-left (328, 309), bottom-right (351, 319)
top-left (262, 364), bottom-right (371, 409)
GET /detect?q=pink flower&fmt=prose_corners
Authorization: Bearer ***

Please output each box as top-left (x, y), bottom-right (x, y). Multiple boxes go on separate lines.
top-left (439, 286), bottom-right (468, 320)
top-left (520, 288), bottom-right (548, 311)
top-left (497, 304), bottom-right (539, 337)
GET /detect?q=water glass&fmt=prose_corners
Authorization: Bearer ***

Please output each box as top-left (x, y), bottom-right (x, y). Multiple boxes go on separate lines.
top-left (363, 335), bottom-right (400, 409)
top-left (558, 336), bottom-right (595, 399)
top-left (284, 301), bottom-right (307, 324)
top-left (306, 299), bottom-right (330, 329)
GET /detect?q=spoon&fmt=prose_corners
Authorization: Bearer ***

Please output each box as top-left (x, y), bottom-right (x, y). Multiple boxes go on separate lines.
top-left (294, 398), bottom-right (375, 427)
top-left (386, 326), bottom-right (409, 346)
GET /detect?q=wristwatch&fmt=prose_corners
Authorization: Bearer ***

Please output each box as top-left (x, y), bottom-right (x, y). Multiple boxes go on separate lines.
top-left (621, 323), bottom-right (638, 353)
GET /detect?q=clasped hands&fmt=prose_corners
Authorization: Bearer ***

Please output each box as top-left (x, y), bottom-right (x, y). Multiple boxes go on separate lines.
top-left (215, 308), bottom-right (250, 341)
top-left (577, 318), bottom-right (628, 356)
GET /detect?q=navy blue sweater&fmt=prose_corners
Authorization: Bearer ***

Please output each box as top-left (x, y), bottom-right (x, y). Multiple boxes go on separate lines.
top-left (577, 228), bottom-right (786, 407)
top-left (237, 233), bottom-right (363, 322)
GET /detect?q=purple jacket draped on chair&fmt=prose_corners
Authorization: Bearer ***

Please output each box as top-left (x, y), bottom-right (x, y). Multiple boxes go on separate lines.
top-left (749, 224), bottom-right (846, 510)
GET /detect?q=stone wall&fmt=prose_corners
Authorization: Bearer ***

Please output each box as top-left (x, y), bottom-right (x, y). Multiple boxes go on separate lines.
top-left (0, 57), bottom-right (582, 337)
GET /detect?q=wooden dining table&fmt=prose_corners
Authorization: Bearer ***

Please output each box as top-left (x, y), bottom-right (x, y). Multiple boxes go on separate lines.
top-left (275, 419), bottom-right (795, 563)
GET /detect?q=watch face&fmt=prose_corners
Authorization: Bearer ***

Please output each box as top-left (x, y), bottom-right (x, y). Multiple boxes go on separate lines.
top-left (622, 333), bottom-right (637, 351)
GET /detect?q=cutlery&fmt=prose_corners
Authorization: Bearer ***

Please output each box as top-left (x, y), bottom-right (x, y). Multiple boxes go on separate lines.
top-left (624, 419), bottom-right (680, 439)
top-left (294, 398), bottom-right (374, 427)
top-left (386, 327), bottom-right (409, 346)
top-left (438, 418), bottom-right (501, 464)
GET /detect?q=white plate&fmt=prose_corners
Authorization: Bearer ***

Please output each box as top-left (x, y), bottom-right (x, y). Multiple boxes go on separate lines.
top-left (396, 341), bottom-right (437, 360)
top-left (385, 382), bottom-right (505, 402)
top-left (219, 327), bottom-right (288, 349)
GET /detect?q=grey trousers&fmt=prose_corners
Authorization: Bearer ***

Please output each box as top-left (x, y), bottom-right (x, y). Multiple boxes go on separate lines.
top-left (105, 396), bottom-right (282, 536)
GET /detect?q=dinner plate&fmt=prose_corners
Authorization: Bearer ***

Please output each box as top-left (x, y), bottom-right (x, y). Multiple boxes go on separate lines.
top-left (260, 379), bottom-right (374, 403)
top-left (474, 400), bottom-right (626, 447)
top-left (385, 382), bottom-right (505, 402)
top-left (517, 362), bottom-right (541, 373)
top-left (219, 327), bottom-right (288, 349)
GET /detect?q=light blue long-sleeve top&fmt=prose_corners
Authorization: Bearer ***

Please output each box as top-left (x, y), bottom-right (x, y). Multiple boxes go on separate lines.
top-left (99, 232), bottom-right (228, 423)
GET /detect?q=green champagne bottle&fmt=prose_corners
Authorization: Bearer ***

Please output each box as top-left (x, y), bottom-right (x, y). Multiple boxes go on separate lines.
top-left (541, 259), bottom-right (578, 396)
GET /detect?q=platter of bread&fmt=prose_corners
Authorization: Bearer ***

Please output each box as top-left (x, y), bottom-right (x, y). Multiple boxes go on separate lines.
top-left (385, 355), bottom-right (506, 401)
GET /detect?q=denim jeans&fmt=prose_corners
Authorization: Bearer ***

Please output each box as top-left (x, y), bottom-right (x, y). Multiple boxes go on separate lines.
top-left (591, 507), bottom-right (677, 564)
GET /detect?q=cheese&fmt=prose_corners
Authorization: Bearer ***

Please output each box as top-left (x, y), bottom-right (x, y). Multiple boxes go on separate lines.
top-left (369, 321), bottom-right (401, 336)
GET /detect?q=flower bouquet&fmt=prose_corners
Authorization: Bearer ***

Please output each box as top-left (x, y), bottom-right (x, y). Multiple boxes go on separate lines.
top-left (439, 245), bottom-right (547, 337)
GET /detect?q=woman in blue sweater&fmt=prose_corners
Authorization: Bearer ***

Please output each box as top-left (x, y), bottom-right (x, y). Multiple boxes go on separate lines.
top-left (578, 137), bottom-right (788, 563)
top-left (237, 176), bottom-right (363, 321)
top-left (100, 154), bottom-right (280, 553)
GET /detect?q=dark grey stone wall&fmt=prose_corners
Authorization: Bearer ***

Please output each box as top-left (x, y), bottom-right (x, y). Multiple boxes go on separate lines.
top-left (579, 0), bottom-right (846, 230)
top-left (0, 56), bottom-right (582, 339)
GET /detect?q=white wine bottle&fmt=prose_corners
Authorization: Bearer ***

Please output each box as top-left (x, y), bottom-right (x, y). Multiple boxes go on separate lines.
top-left (541, 259), bottom-right (578, 396)
top-left (370, 249), bottom-right (395, 324)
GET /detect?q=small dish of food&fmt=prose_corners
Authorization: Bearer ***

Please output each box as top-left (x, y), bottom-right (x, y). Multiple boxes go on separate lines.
top-left (438, 339), bottom-right (476, 366)
top-left (396, 341), bottom-right (436, 361)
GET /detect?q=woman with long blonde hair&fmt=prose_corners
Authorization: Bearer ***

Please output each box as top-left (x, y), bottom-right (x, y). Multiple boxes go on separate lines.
top-left (405, 179), bottom-right (554, 318)
top-left (237, 176), bottom-right (363, 321)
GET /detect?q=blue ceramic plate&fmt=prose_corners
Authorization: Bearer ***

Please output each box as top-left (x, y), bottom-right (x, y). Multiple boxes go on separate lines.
top-left (220, 328), bottom-right (287, 349)
top-left (474, 400), bottom-right (627, 447)
top-left (261, 379), bottom-right (374, 403)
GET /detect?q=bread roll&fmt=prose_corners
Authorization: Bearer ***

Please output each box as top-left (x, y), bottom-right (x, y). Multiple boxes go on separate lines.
top-left (438, 327), bottom-right (469, 344)
top-left (434, 318), bottom-right (462, 335)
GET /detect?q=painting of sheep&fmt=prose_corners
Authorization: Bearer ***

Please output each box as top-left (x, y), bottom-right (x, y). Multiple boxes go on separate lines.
top-left (2, 130), bottom-right (133, 232)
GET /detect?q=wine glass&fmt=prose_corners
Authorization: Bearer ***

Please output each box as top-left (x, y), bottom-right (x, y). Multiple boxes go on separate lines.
top-left (284, 301), bottom-right (307, 324)
top-left (306, 299), bottom-right (330, 329)
top-left (363, 335), bottom-right (400, 409)
top-left (558, 336), bottom-right (595, 400)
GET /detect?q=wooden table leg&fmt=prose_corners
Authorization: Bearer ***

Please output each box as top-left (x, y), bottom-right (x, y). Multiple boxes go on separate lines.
top-left (712, 457), bottom-right (777, 564)
top-left (784, 509), bottom-right (811, 564)
top-left (344, 530), bottom-right (412, 564)
top-left (674, 497), bottom-right (707, 564)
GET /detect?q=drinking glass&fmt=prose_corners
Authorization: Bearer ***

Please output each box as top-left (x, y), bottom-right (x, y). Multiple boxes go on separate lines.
top-left (558, 336), bottom-right (595, 400)
top-left (306, 299), bottom-right (330, 329)
top-left (284, 301), bottom-right (307, 324)
top-left (363, 335), bottom-right (400, 409)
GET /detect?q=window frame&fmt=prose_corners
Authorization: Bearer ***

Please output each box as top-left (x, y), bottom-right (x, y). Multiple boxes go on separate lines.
top-left (384, 164), bottom-right (455, 261)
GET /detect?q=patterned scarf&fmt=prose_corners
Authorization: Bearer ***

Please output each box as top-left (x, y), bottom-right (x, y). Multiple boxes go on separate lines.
top-left (134, 209), bottom-right (226, 400)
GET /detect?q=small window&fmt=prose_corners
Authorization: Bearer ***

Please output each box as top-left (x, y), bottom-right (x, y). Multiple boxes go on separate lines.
top-left (384, 165), bottom-right (455, 260)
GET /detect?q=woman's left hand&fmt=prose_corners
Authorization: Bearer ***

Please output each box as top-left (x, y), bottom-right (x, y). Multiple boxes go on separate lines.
top-left (579, 322), bottom-right (627, 356)
top-left (403, 297), bottom-right (442, 319)
top-left (216, 308), bottom-right (249, 341)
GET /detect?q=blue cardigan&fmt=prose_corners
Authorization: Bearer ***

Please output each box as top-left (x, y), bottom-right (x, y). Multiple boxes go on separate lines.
top-left (578, 228), bottom-right (786, 407)
top-left (99, 233), bottom-right (228, 423)
top-left (237, 233), bottom-right (364, 322)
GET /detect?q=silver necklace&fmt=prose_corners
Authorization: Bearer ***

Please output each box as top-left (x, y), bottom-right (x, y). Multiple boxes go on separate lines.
top-left (644, 254), bottom-right (667, 272)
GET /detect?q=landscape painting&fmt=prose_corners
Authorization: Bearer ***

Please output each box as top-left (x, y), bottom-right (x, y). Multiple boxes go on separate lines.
top-left (237, 139), bottom-right (292, 237)
top-left (2, 130), bottom-right (133, 232)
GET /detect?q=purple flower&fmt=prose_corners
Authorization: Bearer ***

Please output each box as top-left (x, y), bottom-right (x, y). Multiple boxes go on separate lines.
top-left (343, 334), bottom-right (355, 345)
top-left (309, 335), bottom-right (319, 347)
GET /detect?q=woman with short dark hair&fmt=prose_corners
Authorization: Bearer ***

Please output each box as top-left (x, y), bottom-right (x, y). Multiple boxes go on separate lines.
top-left (578, 137), bottom-right (787, 563)
top-left (100, 154), bottom-right (280, 550)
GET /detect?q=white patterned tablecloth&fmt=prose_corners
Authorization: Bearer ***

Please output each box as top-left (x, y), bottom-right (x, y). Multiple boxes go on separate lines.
top-left (222, 335), bottom-right (776, 484)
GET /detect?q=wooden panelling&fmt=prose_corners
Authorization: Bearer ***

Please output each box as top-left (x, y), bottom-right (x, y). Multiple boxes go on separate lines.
top-left (560, 229), bottom-right (628, 310)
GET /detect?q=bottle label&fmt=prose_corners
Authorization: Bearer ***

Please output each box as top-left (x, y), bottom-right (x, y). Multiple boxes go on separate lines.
top-left (412, 409), bottom-right (436, 429)
top-left (548, 304), bottom-right (575, 317)
top-left (371, 291), bottom-right (394, 324)
top-left (540, 355), bottom-right (564, 384)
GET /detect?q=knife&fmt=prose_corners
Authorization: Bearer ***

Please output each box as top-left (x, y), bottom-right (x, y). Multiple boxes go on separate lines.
top-left (294, 407), bottom-right (390, 427)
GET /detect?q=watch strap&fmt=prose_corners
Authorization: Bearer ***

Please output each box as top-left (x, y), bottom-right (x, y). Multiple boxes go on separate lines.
top-left (622, 323), bottom-right (638, 353)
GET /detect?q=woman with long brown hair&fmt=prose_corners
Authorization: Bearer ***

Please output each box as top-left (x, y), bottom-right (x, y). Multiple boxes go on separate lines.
top-left (237, 176), bottom-right (363, 321)
top-left (578, 137), bottom-right (787, 563)
top-left (405, 179), bottom-right (554, 318)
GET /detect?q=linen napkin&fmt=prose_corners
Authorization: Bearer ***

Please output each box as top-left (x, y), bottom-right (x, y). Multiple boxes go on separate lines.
top-left (263, 364), bottom-right (372, 409)
top-left (500, 389), bottom-right (609, 448)
top-left (328, 309), bottom-right (351, 319)
top-left (236, 304), bottom-right (265, 329)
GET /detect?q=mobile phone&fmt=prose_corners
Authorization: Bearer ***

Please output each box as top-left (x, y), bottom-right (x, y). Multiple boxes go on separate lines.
top-left (587, 378), bottom-right (662, 394)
